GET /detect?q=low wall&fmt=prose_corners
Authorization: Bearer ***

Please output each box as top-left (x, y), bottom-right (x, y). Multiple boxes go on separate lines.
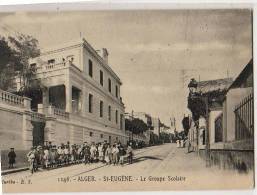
top-left (199, 148), bottom-right (254, 173)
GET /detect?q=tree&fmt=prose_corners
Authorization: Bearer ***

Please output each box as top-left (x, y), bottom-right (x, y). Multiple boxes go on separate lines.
top-left (8, 34), bottom-right (41, 96)
top-left (0, 37), bottom-right (21, 90)
top-left (125, 118), bottom-right (148, 134)
top-left (159, 132), bottom-right (171, 143)
top-left (182, 116), bottom-right (191, 136)
top-left (0, 34), bottom-right (41, 96)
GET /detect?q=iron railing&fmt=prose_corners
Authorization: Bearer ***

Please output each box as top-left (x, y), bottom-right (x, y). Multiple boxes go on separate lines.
top-left (234, 93), bottom-right (253, 140)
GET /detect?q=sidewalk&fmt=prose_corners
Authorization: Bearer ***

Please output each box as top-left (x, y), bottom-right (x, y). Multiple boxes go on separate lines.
top-left (1, 145), bottom-right (153, 175)
top-left (1, 167), bottom-right (29, 175)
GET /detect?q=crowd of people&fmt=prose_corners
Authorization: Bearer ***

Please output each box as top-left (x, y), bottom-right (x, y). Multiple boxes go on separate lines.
top-left (26, 141), bottom-right (134, 174)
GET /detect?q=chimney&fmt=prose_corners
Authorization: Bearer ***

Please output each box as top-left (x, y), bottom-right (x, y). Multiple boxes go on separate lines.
top-left (97, 48), bottom-right (109, 64)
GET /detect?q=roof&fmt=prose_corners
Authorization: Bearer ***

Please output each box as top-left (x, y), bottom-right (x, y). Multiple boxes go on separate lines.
top-left (35, 38), bottom-right (122, 85)
top-left (195, 78), bottom-right (233, 94)
top-left (229, 59), bottom-right (253, 89)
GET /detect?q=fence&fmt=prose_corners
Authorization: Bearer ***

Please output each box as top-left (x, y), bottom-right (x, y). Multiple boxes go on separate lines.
top-left (234, 93), bottom-right (253, 140)
top-left (0, 89), bottom-right (24, 107)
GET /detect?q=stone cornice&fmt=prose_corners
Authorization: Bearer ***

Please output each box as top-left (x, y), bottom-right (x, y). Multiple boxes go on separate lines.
top-left (37, 38), bottom-right (122, 85)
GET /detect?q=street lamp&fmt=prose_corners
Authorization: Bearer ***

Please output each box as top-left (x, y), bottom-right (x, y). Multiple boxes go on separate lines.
top-left (188, 78), bottom-right (211, 167)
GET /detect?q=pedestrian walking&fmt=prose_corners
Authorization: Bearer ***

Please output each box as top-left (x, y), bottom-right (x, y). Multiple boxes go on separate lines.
top-left (8, 148), bottom-right (16, 169)
top-left (176, 139), bottom-right (180, 148)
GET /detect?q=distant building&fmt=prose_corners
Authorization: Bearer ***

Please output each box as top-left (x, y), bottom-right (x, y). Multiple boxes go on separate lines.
top-left (151, 117), bottom-right (160, 137)
top-left (133, 112), bottom-right (152, 128)
top-left (124, 111), bottom-right (151, 145)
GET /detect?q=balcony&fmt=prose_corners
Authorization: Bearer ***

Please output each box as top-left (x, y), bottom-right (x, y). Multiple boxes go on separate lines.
top-left (44, 105), bottom-right (69, 120)
top-left (0, 89), bottom-right (31, 109)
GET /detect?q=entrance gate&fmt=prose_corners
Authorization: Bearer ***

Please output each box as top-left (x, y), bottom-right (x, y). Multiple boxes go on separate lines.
top-left (31, 112), bottom-right (46, 147)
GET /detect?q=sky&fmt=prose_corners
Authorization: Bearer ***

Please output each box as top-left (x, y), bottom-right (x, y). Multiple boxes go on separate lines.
top-left (0, 9), bottom-right (252, 130)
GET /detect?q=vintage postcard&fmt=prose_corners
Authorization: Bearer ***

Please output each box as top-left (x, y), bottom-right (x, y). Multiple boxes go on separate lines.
top-left (0, 5), bottom-right (254, 193)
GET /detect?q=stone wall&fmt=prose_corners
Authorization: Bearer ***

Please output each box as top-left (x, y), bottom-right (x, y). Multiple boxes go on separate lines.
top-left (209, 149), bottom-right (254, 173)
top-left (0, 108), bottom-right (24, 150)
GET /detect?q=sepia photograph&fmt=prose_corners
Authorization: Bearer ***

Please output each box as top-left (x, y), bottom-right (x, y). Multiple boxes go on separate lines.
top-left (0, 5), bottom-right (254, 193)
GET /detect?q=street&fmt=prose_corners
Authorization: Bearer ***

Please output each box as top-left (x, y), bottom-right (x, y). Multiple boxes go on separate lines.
top-left (2, 143), bottom-right (254, 192)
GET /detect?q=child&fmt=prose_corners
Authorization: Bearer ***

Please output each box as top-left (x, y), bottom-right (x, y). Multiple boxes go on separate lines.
top-left (8, 148), bottom-right (16, 169)
top-left (105, 144), bottom-right (112, 165)
top-left (127, 144), bottom-right (133, 164)
top-left (98, 143), bottom-right (104, 162)
top-left (112, 144), bottom-right (119, 165)
top-left (119, 145), bottom-right (126, 166)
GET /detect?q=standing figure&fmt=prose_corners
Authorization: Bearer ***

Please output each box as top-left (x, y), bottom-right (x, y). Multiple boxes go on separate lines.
top-left (57, 146), bottom-right (64, 166)
top-left (8, 148), bottom-right (16, 169)
top-left (102, 141), bottom-right (108, 162)
top-left (176, 140), bottom-right (180, 148)
top-left (127, 144), bottom-right (133, 164)
top-left (112, 144), bottom-right (119, 165)
top-left (119, 145), bottom-right (126, 166)
top-left (105, 144), bottom-right (112, 165)
top-left (64, 145), bottom-right (70, 165)
top-left (98, 143), bottom-right (104, 162)
top-left (43, 146), bottom-right (50, 169)
top-left (90, 143), bottom-right (97, 163)
top-left (27, 147), bottom-right (36, 174)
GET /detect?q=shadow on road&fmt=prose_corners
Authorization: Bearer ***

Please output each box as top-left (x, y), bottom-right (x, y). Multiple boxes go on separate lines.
top-left (125, 155), bottom-right (163, 166)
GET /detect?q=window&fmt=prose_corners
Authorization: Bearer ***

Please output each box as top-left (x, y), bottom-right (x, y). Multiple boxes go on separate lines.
top-left (120, 114), bottom-right (124, 130)
top-left (48, 59), bottom-right (55, 64)
top-left (108, 105), bottom-right (111, 121)
top-left (90, 132), bottom-right (93, 137)
top-left (100, 134), bottom-right (103, 139)
top-left (89, 59), bottom-right (93, 77)
top-left (108, 78), bottom-right (111, 93)
top-left (100, 70), bottom-right (103, 86)
top-left (100, 101), bottom-right (103, 117)
top-left (115, 85), bottom-right (118, 98)
top-left (115, 110), bottom-right (118, 124)
top-left (89, 93), bottom-right (93, 113)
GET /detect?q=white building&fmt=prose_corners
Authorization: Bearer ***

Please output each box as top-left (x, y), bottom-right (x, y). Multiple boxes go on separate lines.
top-left (14, 38), bottom-right (126, 146)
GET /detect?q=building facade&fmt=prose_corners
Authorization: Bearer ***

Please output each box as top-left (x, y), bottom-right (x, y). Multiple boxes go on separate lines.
top-left (13, 38), bottom-right (126, 147)
top-left (187, 59), bottom-right (254, 172)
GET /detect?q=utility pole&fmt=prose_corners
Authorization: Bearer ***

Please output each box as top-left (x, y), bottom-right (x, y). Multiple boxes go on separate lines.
top-left (174, 117), bottom-right (176, 131)
top-left (131, 110), bottom-right (134, 142)
top-left (204, 96), bottom-right (210, 167)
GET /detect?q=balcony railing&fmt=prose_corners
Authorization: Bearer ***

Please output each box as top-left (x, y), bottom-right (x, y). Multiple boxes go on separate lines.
top-left (47, 106), bottom-right (69, 120)
top-left (0, 89), bottom-right (31, 109)
top-left (234, 93), bottom-right (253, 140)
top-left (30, 111), bottom-right (45, 122)
top-left (45, 62), bottom-right (66, 70)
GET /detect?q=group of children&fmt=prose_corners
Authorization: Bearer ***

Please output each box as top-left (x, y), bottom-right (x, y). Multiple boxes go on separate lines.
top-left (26, 141), bottom-right (134, 174)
